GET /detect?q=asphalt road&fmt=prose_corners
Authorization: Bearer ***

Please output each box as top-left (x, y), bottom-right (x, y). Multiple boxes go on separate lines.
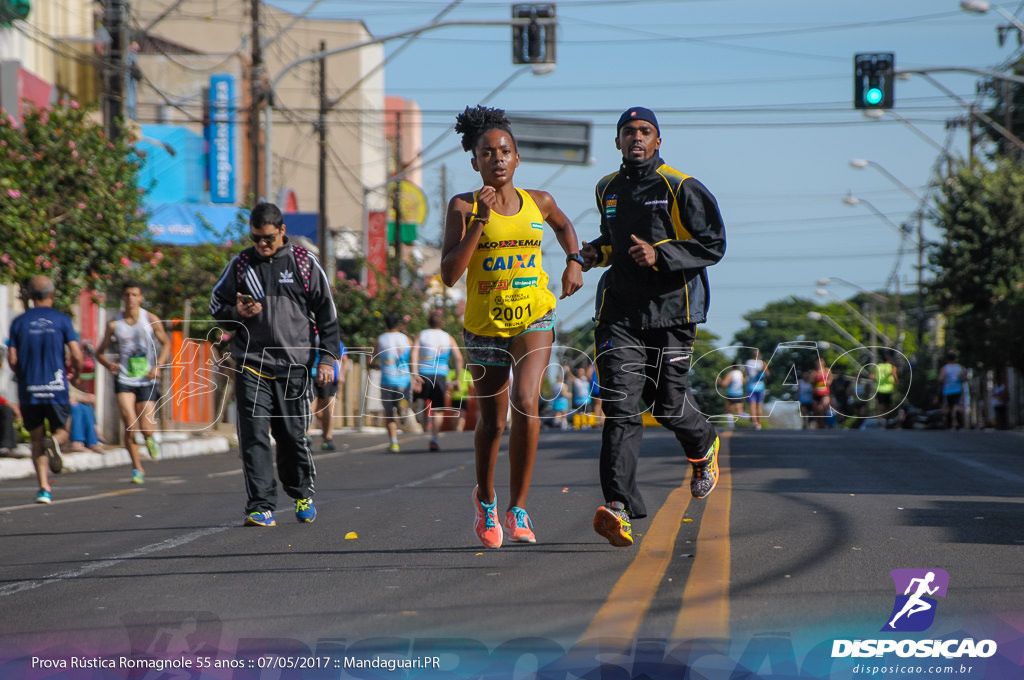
top-left (1, 425), bottom-right (1022, 678)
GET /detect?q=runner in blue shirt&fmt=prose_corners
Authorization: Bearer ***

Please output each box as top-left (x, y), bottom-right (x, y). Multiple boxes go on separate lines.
top-left (7, 276), bottom-right (83, 504)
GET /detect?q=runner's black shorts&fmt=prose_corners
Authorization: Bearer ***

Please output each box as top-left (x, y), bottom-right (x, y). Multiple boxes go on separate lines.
top-left (413, 375), bottom-right (447, 406)
top-left (21, 403), bottom-right (72, 432)
top-left (115, 378), bottom-right (160, 403)
top-left (314, 380), bottom-right (338, 400)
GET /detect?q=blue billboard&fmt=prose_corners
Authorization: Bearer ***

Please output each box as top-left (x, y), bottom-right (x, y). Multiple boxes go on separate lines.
top-left (207, 74), bottom-right (236, 204)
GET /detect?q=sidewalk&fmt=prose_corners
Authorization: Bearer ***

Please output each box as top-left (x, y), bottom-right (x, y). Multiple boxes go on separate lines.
top-left (0, 423), bottom-right (394, 482)
top-left (0, 423), bottom-right (238, 482)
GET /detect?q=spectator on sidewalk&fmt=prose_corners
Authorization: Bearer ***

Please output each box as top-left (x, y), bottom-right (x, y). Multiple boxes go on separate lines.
top-left (0, 395), bottom-right (18, 456)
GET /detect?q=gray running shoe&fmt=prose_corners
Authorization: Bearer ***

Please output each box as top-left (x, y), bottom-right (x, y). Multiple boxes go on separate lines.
top-left (688, 436), bottom-right (720, 499)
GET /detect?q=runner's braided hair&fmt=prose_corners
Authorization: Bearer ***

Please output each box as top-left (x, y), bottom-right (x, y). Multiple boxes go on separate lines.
top-left (454, 105), bottom-right (517, 153)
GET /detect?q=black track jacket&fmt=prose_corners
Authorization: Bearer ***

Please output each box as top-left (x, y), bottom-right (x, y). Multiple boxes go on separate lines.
top-left (209, 239), bottom-right (339, 377)
top-left (589, 155), bottom-right (726, 329)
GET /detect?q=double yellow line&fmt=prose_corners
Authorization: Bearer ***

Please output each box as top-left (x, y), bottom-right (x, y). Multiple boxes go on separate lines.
top-left (581, 431), bottom-right (732, 642)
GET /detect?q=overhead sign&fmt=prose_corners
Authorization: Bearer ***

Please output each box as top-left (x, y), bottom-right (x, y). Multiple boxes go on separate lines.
top-left (207, 74), bottom-right (236, 204)
top-left (507, 115), bottom-right (591, 165)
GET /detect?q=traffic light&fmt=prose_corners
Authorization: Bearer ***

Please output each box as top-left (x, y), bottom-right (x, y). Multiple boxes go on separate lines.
top-left (0, 0), bottom-right (30, 24)
top-left (512, 4), bottom-right (556, 65)
top-left (854, 53), bottom-right (895, 109)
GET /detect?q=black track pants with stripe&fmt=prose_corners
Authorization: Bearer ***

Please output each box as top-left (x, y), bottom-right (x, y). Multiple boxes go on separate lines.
top-left (236, 367), bottom-right (315, 514)
top-left (595, 322), bottom-right (718, 519)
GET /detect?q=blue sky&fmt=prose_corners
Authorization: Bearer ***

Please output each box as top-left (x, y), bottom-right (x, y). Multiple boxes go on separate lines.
top-left (272, 0), bottom-right (1018, 345)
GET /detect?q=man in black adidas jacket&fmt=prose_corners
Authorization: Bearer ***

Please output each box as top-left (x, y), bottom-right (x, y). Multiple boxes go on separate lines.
top-left (210, 202), bottom-right (339, 527)
top-left (582, 107), bottom-right (726, 548)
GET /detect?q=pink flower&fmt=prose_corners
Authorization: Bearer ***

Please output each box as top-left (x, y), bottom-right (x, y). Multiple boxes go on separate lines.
top-left (1, 254), bottom-right (9, 263)
top-left (77, 202), bottom-right (86, 210)
top-left (68, 141), bottom-right (76, 150)
top-left (7, 189), bottom-right (20, 199)
top-left (71, 100), bottom-right (80, 109)
top-left (120, 256), bottom-right (131, 267)
top-left (96, 213), bottom-right (103, 219)
top-left (152, 251), bottom-right (164, 262)
top-left (42, 260), bottom-right (52, 269)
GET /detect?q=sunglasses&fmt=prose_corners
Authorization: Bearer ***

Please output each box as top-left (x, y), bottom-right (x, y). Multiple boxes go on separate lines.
top-left (249, 231), bottom-right (281, 245)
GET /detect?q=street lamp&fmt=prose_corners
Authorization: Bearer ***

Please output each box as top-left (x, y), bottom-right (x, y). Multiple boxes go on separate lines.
top-left (848, 160), bottom-right (927, 351)
top-left (814, 288), bottom-right (894, 347)
top-left (862, 109), bottom-right (955, 159)
top-left (960, 0), bottom-right (1024, 40)
top-left (841, 193), bottom-right (908, 236)
top-left (816, 277), bottom-right (887, 303)
top-left (849, 159), bottom-right (922, 201)
top-left (806, 311), bottom-right (861, 348)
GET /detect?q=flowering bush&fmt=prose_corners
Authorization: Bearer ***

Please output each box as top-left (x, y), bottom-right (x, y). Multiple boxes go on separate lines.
top-left (334, 262), bottom-right (462, 349)
top-left (0, 101), bottom-right (146, 311)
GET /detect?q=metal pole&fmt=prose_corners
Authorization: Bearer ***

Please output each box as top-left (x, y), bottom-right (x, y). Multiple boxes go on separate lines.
top-left (263, 17), bottom-right (556, 198)
top-left (318, 41), bottom-right (332, 282)
top-left (249, 0), bottom-right (263, 200)
top-left (391, 110), bottom-right (403, 279)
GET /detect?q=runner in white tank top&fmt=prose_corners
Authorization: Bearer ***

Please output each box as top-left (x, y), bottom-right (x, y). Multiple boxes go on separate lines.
top-left (96, 282), bottom-right (170, 484)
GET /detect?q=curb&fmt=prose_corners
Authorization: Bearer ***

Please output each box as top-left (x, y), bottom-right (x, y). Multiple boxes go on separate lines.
top-left (0, 435), bottom-right (234, 481)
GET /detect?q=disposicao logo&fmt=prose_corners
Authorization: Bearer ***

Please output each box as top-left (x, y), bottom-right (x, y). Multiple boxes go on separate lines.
top-left (883, 568), bottom-right (949, 632)
top-left (831, 568), bottom-right (998, 660)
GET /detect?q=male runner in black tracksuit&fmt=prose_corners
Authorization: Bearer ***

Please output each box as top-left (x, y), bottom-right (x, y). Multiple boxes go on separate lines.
top-left (210, 202), bottom-right (339, 527)
top-left (581, 107), bottom-right (726, 548)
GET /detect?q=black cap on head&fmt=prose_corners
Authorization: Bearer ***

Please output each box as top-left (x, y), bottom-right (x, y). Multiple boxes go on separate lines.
top-left (617, 107), bottom-right (660, 135)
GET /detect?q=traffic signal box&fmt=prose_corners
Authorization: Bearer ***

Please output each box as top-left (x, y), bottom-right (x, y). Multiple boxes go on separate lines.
top-left (512, 4), bottom-right (556, 65)
top-left (854, 53), bottom-right (895, 110)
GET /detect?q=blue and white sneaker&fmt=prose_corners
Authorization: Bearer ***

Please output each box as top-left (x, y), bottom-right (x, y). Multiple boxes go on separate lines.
top-left (295, 498), bottom-right (317, 523)
top-left (245, 510), bottom-right (276, 527)
top-left (36, 489), bottom-right (52, 504)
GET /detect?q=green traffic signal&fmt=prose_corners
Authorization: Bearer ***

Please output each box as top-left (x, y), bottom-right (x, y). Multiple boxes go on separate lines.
top-left (864, 87), bottom-right (883, 106)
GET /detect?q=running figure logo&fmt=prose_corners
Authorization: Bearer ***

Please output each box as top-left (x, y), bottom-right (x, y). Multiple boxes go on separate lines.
top-left (882, 568), bottom-right (949, 632)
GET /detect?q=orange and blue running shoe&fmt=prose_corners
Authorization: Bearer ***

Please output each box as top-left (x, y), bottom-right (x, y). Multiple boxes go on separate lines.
top-left (593, 501), bottom-right (633, 547)
top-left (688, 435), bottom-right (720, 499)
top-left (504, 506), bottom-right (536, 543)
top-left (472, 486), bottom-right (502, 549)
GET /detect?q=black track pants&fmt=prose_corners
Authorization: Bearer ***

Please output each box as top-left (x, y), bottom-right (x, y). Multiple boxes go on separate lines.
top-left (595, 322), bottom-right (718, 519)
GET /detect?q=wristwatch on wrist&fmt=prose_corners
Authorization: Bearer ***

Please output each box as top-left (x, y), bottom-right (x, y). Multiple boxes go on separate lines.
top-left (566, 252), bottom-right (585, 267)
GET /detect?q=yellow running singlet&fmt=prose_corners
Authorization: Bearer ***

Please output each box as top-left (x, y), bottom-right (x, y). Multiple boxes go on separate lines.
top-left (463, 188), bottom-right (556, 337)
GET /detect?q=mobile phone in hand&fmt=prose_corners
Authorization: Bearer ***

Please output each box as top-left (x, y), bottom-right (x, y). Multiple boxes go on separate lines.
top-left (237, 293), bottom-right (256, 305)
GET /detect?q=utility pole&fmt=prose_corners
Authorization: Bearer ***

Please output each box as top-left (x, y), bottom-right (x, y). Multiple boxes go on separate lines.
top-left (102, 0), bottom-right (127, 141)
top-left (917, 215), bottom-right (925, 358)
top-left (439, 163), bottom-right (448, 246)
top-left (249, 0), bottom-right (263, 201)
top-left (317, 40), bottom-right (332, 284)
top-left (391, 110), bottom-right (403, 279)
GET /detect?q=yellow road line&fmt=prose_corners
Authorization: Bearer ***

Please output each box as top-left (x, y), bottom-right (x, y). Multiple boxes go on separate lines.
top-left (579, 431), bottom-right (732, 644)
top-left (673, 432), bottom-right (731, 640)
top-left (581, 485), bottom-right (694, 641)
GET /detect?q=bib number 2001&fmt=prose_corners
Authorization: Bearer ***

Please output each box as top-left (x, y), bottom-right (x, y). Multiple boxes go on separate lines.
top-left (492, 304), bottom-right (532, 324)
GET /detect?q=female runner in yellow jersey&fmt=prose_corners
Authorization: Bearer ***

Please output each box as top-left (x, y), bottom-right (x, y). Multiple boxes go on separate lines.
top-left (441, 106), bottom-right (584, 549)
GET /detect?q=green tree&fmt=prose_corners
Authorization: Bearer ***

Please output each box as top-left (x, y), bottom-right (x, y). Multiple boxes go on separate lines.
top-left (334, 262), bottom-right (460, 349)
top-left (979, 57), bottom-right (1024, 158)
top-left (930, 157), bottom-right (1024, 371)
top-left (0, 101), bottom-right (146, 311)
